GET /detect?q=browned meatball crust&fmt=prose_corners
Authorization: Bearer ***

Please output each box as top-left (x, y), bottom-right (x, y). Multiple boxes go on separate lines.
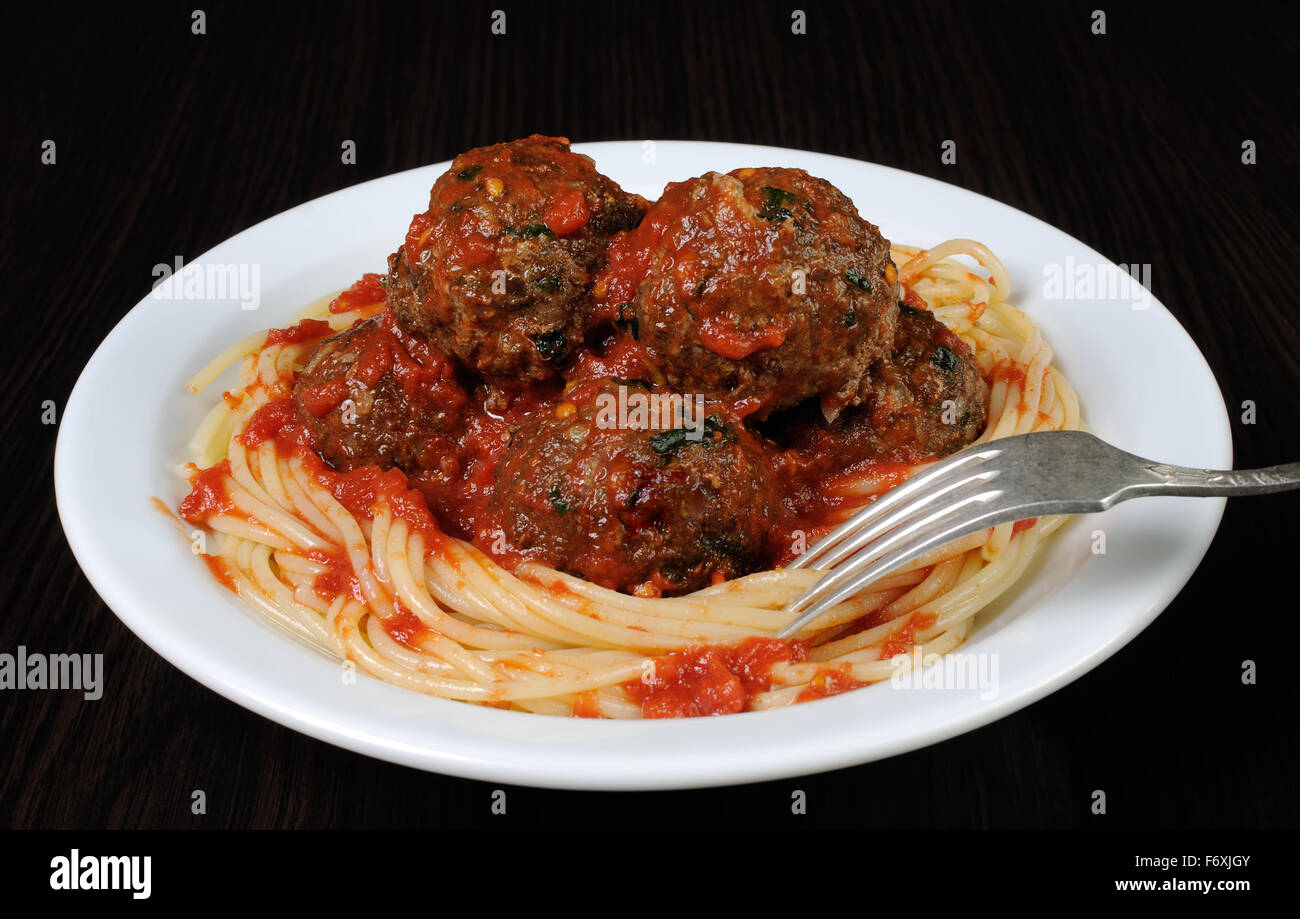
top-left (292, 313), bottom-right (469, 476)
top-left (775, 302), bottom-right (987, 467)
top-left (386, 135), bottom-right (646, 381)
top-left (486, 379), bottom-right (779, 594)
top-left (593, 167), bottom-right (898, 418)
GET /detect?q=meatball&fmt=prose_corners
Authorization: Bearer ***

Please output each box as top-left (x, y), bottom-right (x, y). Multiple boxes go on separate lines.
top-left (777, 303), bottom-right (987, 467)
top-left (487, 379), bottom-right (779, 594)
top-left (292, 313), bottom-right (468, 476)
top-left (594, 167), bottom-right (898, 418)
top-left (386, 135), bottom-right (646, 381)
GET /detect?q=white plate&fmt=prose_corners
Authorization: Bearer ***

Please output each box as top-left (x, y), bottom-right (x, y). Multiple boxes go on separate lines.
top-left (55, 142), bottom-right (1231, 790)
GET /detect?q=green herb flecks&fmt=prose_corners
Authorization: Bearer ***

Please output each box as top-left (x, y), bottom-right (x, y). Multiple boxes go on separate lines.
top-left (533, 329), bottom-right (569, 363)
top-left (531, 276), bottom-right (565, 294)
top-left (703, 415), bottom-right (738, 444)
top-left (649, 427), bottom-right (688, 455)
top-left (502, 223), bottom-right (555, 239)
top-left (758, 186), bottom-right (804, 228)
top-left (930, 345), bottom-right (960, 372)
top-left (650, 414), bottom-right (738, 456)
top-left (845, 268), bottom-right (873, 292)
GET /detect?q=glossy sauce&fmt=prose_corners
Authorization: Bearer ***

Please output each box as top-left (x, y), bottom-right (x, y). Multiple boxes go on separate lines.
top-left (329, 273), bottom-right (387, 314)
top-left (264, 317), bottom-right (333, 348)
top-left (624, 637), bottom-right (808, 717)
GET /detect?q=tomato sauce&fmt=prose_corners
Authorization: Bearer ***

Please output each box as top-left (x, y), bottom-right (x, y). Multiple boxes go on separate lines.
top-left (178, 460), bottom-right (235, 523)
top-left (901, 283), bottom-right (928, 311)
top-left (543, 190), bottom-right (591, 237)
top-left (571, 690), bottom-right (602, 718)
top-left (307, 548), bottom-right (363, 603)
top-left (991, 360), bottom-right (1027, 388)
top-left (238, 398), bottom-right (307, 448)
top-left (564, 330), bottom-right (655, 381)
top-left (879, 611), bottom-right (939, 660)
top-left (383, 605), bottom-right (431, 650)
top-left (796, 666), bottom-right (863, 702)
top-left (200, 553), bottom-right (240, 594)
top-left (625, 637), bottom-right (808, 718)
top-left (698, 312), bottom-right (791, 359)
top-left (295, 377), bottom-right (348, 417)
top-left (404, 211), bottom-right (437, 261)
top-left (328, 273), bottom-right (387, 314)
top-left (264, 317), bottom-right (334, 347)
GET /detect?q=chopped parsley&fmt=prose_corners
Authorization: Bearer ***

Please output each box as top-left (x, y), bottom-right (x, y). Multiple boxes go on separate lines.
top-left (703, 414), bottom-right (738, 444)
top-left (758, 186), bottom-right (804, 228)
top-left (930, 346), bottom-right (960, 372)
top-left (547, 484), bottom-right (571, 515)
top-left (651, 415), bottom-right (738, 455)
top-left (533, 329), bottom-right (569, 362)
top-left (649, 427), bottom-right (688, 455)
top-left (531, 276), bottom-right (565, 294)
top-left (502, 223), bottom-right (555, 239)
top-left (844, 268), bottom-right (873, 292)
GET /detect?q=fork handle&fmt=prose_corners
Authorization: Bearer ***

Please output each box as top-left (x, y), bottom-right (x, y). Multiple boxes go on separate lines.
top-left (1135, 460), bottom-right (1300, 497)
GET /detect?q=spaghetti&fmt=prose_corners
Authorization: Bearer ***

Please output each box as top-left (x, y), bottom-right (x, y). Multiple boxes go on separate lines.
top-left (176, 237), bottom-right (1081, 718)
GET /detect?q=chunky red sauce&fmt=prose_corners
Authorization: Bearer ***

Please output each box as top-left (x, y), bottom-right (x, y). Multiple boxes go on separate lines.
top-left (239, 397), bottom-right (303, 446)
top-left (328, 273), bottom-right (387, 314)
top-left (698, 311), bottom-right (790, 359)
top-left (264, 317), bottom-right (334, 347)
top-left (543, 190), bottom-right (591, 236)
top-left (624, 637), bottom-right (808, 717)
top-left (564, 329), bottom-right (654, 381)
top-left (178, 460), bottom-right (235, 522)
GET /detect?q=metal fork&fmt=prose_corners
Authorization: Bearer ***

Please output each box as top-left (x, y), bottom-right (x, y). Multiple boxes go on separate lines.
top-left (778, 430), bottom-right (1300, 638)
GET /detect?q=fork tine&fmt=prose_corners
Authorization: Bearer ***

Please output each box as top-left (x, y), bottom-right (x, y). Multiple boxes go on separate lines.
top-left (795, 465), bottom-right (1001, 575)
top-left (787, 444), bottom-right (1002, 570)
top-left (777, 495), bottom-right (1019, 639)
top-left (786, 481), bottom-right (1000, 617)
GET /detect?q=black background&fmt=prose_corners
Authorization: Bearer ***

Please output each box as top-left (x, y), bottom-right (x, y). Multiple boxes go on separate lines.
top-left (3, 0), bottom-right (1298, 830)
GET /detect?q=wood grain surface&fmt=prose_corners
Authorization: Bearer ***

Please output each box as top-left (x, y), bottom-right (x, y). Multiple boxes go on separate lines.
top-left (3, 0), bottom-right (1297, 829)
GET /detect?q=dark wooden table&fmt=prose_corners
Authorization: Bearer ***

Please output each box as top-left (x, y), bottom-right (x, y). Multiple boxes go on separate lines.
top-left (4, 0), bottom-right (1297, 829)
